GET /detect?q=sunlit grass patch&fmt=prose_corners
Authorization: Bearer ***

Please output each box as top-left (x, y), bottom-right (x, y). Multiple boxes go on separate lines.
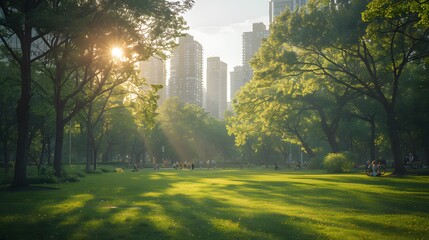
top-left (45, 193), bottom-right (94, 215)
top-left (111, 207), bottom-right (141, 223)
top-left (1, 169), bottom-right (428, 240)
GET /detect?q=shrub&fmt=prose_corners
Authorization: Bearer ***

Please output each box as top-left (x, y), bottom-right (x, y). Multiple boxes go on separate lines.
top-left (114, 168), bottom-right (124, 173)
top-left (88, 169), bottom-right (103, 174)
top-left (65, 168), bottom-right (86, 178)
top-left (61, 175), bottom-right (80, 183)
top-left (74, 171), bottom-right (86, 178)
top-left (27, 166), bottom-right (58, 184)
top-left (323, 152), bottom-right (354, 173)
top-left (0, 171), bottom-right (13, 185)
top-left (99, 168), bottom-right (111, 173)
top-left (28, 175), bottom-right (58, 184)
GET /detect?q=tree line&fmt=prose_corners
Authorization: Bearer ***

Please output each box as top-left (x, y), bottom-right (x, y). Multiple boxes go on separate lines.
top-left (1, 0), bottom-right (428, 189)
top-left (0, 0), bottom-right (194, 188)
top-left (227, 0), bottom-right (429, 174)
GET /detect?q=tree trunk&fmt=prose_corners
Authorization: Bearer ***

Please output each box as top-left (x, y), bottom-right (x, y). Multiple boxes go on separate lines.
top-left (93, 147), bottom-right (97, 171)
top-left (3, 137), bottom-right (9, 173)
top-left (38, 138), bottom-right (46, 172)
top-left (369, 118), bottom-right (376, 162)
top-left (386, 108), bottom-right (406, 174)
top-left (295, 131), bottom-right (314, 158)
top-left (86, 104), bottom-right (93, 172)
top-left (316, 107), bottom-right (340, 153)
top-left (11, 34), bottom-right (32, 188)
top-left (47, 138), bottom-right (52, 165)
top-left (53, 104), bottom-right (65, 178)
top-left (325, 130), bottom-right (339, 153)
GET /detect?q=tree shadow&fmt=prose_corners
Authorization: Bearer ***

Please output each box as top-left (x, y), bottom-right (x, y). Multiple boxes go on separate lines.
top-left (0, 169), bottom-right (428, 239)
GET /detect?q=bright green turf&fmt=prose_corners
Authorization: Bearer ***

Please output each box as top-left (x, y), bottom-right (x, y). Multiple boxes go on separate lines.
top-left (0, 168), bottom-right (428, 240)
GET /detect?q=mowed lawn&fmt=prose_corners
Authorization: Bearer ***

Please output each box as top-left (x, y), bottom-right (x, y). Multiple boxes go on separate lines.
top-left (0, 168), bottom-right (428, 240)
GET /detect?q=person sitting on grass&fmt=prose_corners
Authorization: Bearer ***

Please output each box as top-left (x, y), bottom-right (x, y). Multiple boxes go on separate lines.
top-left (371, 160), bottom-right (380, 176)
top-left (294, 161), bottom-right (302, 170)
top-left (274, 163), bottom-right (279, 170)
top-left (132, 164), bottom-right (139, 172)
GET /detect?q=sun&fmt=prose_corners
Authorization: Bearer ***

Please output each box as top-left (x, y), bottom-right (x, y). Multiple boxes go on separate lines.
top-left (111, 47), bottom-right (123, 59)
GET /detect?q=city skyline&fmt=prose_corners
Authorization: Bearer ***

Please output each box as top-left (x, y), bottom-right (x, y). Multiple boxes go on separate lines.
top-left (168, 34), bottom-right (204, 107)
top-left (183, 0), bottom-right (269, 69)
top-left (156, 1), bottom-right (304, 106)
top-left (206, 57), bottom-right (227, 119)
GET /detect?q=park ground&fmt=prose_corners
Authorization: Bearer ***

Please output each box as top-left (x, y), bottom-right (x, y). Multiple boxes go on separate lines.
top-left (0, 167), bottom-right (428, 240)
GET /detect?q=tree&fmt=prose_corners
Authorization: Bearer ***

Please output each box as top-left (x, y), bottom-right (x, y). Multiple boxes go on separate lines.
top-left (266, 0), bottom-right (429, 174)
top-left (158, 99), bottom-right (208, 162)
top-left (0, 60), bottom-right (19, 172)
top-left (1, 0), bottom-right (193, 184)
top-left (1, 0), bottom-right (55, 187)
top-left (157, 98), bottom-right (236, 164)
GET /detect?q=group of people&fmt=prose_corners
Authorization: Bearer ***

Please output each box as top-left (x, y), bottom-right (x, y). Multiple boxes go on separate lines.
top-left (404, 152), bottom-right (423, 169)
top-left (172, 161), bottom-right (194, 170)
top-left (171, 159), bottom-right (217, 170)
top-left (366, 160), bottom-right (385, 176)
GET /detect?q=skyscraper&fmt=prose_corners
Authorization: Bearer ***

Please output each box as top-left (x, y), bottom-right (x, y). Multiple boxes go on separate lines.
top-left (269, 0), bottom-right (308, 24)
top-left (206, 57), bottom-right (227, 119)
top-left (168, 34), bottom-right (203, 106)
top-left (242, 22), bottom-right (269, 84)
top-left (139, 57), bottom-right (166, 105)
top-left (230, 66), bottom-right (244, 100)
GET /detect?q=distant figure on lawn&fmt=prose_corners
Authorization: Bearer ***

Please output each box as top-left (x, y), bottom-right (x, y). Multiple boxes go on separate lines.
top-left (371, 160), bottom-right (380, 176)
top-left (274, 163), bottom-right (279, 170)
top-left (132, 164), bottom-right (139, 172)
top-left (294, 161), bottom-right (302, 170)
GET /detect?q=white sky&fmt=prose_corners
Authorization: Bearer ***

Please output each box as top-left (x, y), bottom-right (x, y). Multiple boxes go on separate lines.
top-left (181, 0), bottom-right (269, 99)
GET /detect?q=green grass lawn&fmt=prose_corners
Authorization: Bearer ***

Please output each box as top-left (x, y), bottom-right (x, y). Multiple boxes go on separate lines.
top-left (0, 168), bottom-right (428, 240)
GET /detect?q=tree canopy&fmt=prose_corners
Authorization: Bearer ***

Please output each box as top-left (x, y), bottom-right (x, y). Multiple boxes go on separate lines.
top-left (228, 0), bottom-right (429, 174)
top-left (1, 0), bottom-right (194, 186)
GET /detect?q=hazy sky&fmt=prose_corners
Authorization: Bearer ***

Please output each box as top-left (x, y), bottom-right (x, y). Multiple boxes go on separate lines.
top-left (183, 0), bottom-right (269, 71)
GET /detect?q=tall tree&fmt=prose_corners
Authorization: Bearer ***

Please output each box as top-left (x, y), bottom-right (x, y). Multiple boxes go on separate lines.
top-left (38, 0), bottom-right (193, 177)
top-left (0, 60), bottom-right (19, 172)
top-left (1, 0), bottom-right (193, 184)
top-left (0, 0), bottom-right (54, 187)
top-left (266, 0), bottom-right (428, 174)
top-left (158, 98), bottom-right (229, 163)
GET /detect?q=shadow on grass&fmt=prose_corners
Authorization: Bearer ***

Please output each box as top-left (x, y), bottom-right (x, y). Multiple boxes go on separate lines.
top-left (0, 169), bottom-right (428, 239)
top-left (0, 185), bottom-right (60, 192)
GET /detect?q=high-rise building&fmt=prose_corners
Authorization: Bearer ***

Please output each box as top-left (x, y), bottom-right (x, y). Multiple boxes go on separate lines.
top-left (230, 66), bottom-right (244, 100)
top-left (242, 22), bottom-right (269, 84)
top-left (139, 57), bottom-right (166, 105)
top-left (206, 57), bottom-right (227, 119)
top-left (168, 34), bottom-right (203, 106)
top-left (269, 0), bottom-right (308, 24)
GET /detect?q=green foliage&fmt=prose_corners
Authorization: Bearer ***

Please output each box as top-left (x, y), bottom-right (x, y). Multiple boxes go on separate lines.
top-left (62, 165), bottom-right (86, 178)
top-left (27, 167), bottom-right (58, 184)
top-left (0, 171), bottom-right (13, 185)
top-left (158, 98), bottom-right (236, 162)
top-left (362, 0), bottom-right (429, 27)
top-left (99, 168), bottom-right (111, 173)
top-left (0, 0), bottom-right (195, 182)
top-left (88, 169), bottom-right (103, 174)
top-left (323, 152), bottom-right (355, 173)
top-left (60, 175), bottom-right (80, 183)
top-left (308, 156), bottom-right (324, 169)
top-left (226, 0), bottom-right (429, 174)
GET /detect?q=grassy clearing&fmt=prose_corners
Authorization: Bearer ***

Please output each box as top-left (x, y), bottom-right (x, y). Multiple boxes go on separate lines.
top-left (0, 168), bottom-right (428, 240)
